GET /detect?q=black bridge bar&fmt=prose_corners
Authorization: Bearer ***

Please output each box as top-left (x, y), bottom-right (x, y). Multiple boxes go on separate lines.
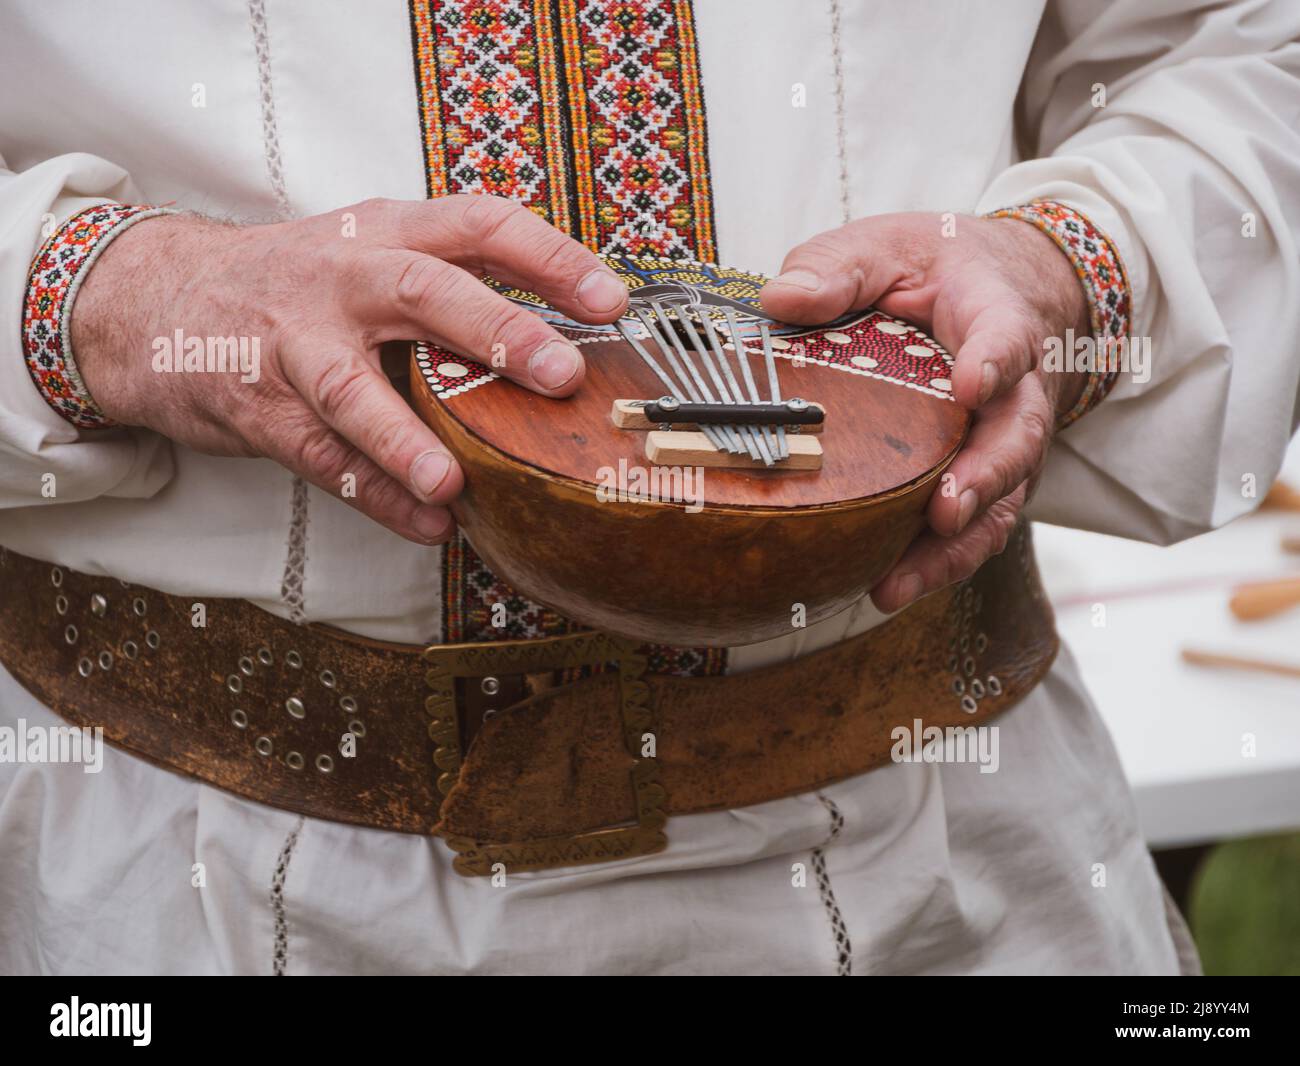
top-left (642, 397), bottom-right (823, 427)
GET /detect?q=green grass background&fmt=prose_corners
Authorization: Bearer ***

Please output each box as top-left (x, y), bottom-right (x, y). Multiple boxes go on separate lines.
top-left (1189, 831), bottom-right (1300, 975)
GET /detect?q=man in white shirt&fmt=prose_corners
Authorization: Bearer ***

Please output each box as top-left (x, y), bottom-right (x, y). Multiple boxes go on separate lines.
top-left (1, 0), bottom-right (1296, 974)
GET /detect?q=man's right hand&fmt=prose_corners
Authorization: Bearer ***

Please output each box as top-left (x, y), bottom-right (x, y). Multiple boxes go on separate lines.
top-left (70, 195), bottom-right (629, 544)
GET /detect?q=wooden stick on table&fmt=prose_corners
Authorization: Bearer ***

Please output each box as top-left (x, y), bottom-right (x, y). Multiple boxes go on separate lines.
top-left (1181, 648), bottom-right (1300, 681)
top-left (1229, 576), bottom-right (1300, 621)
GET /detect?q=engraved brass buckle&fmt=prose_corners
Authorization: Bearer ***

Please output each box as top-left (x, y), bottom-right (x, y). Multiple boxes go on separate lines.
top-left (422, 631), bottom-right (666, 876)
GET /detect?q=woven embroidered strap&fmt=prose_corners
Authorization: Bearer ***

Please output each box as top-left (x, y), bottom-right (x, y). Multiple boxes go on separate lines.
top-left (22, 203), bottom-right (173, 430)
top-left (985, 200), bottom-right (1133, 429)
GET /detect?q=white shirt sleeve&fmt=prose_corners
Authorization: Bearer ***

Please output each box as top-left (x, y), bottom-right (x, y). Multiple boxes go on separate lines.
top-left (0, 151), bottom-right (174, 509)
top-left (978, 0), bottom-right (1300, 544)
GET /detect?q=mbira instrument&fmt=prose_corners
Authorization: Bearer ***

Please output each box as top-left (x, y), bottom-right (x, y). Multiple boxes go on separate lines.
top-left (409, 259), bottom-right (969, 646)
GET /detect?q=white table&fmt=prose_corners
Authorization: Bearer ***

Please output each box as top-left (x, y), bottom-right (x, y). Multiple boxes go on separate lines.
top-left (1035, 440), bottom-right (1300, 848)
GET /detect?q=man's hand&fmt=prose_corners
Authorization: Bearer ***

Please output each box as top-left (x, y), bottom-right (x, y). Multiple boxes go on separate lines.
top-left (761, 213), bottom-right (1089, 613)
top-left (71, 195), bottom-right (629, 544)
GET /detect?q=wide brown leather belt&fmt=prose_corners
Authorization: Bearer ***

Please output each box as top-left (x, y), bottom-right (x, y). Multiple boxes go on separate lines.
top-left (0, 528), bottom-right (1057, 875)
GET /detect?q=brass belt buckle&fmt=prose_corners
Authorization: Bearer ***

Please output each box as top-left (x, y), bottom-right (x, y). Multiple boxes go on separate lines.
top-left (422, 631), bottom-right (667, 876)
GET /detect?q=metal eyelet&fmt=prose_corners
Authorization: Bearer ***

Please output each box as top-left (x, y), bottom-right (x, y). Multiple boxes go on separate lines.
top-left (339, 695), bottom-right (357, 714)
top-left (286, 751), bottom-right (305, 771)
top-left (319, 669), bottom-right (336, 689)
top-left (255, 736), bottom-right (273, 756)
top-left (285, 697), bottom-right (306, 720)
top-left (132, 597), bottom-right (147, 616)
top-left (257, 647), bottom-right (274, 667)
top-left (77, 657), bottom-right (93, 677)
top-left (969, 678), bottom-right (985, 700)
top-left (238, 656), bottom-right (255, 676)
top-left (959, 635), bottom-right (970, 653)
top-left (50, 567), bottom-right (63, 588)
top-left (231, 709), bottom-right (249, 729)
top-left (55, 595), bottom-right (69, 616)
top-left (122, 640), bottom-right (139, 660)
top-left (946, 654), bottom-right (958, 673)
top-left (987, 675), bottom-right (1003, 696)
top-left (315, 754), bottom-right (334, 774)
top-left (98, 650), bottom-right (113, 671)
top-left (90, 593), bottom-right (108, 617)
top-left (226, 675), bottom-right (243, 694)
top-left (285, 650), bottom-right (303, 669)
top-left (951, 677), bottom-right (965, 695)
top-left (963, 656), bottom-right (976, 677)
top-left (145, 630), bottom-right (161, 650)
top-left (64, 624), bottom-right (78, 645)
top-left (480, 676), bottom-right (500, 696)
top-left (348, 719), bottom-right (366, 738)
top-left (975, 633), bottom-right (988, 654)
top-left (960, 694), bottom-right (978, 715)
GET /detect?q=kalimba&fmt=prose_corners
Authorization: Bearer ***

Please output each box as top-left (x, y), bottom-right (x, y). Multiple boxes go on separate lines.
top-left (409, 258), bottom-right (969, 645)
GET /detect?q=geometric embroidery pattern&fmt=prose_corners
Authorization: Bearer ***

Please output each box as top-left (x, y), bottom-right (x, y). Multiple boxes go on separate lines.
top-left (22, 203), bottom-right (171, 429)
top-left (986, 199), bottom-right (1132, 428)
top-left (562, 0), bottom-right (715, 257)
top-left (409, 0), bottom-right (715, 259)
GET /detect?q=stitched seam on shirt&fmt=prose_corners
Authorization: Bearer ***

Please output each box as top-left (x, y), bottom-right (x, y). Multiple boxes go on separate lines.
top-left (827, 0), bottom-right (852, 225)
top-left (270, 816), bottom-right (305, 976)
top-left (248, 0), bottom-right (293, 218)
top-left (247, 0), bottom-right (309, 623)
top-left (811, 793), bottom-right (853, 976)
top-left (280, 475), bottom-right (310, 625)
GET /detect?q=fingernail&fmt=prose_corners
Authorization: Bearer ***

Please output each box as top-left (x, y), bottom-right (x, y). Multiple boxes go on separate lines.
top-left (771, 269), bottom-right (823, 292)
top-left (895, 573), bottom-right (923, 607)
top-left (956, 489), bottom-right (979, 532)
top-left (413, 507), bottom-right (452, 543)
top-left (576, 268), bottom-right (627, 314)
top-left (978, 362), bottom-right (998, 404)
top-left (528, 340), bottom-right (582, 391)
top-left (410, 449), bottom-right (452, 499)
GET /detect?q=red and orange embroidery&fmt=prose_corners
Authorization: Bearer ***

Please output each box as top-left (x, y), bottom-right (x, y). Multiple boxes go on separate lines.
top-left (409, 0), bottom-right (715, 258)
top-left (23, 203), bottom-right (170, 429)
top-left (987, 200), bottom-right (1133, 428)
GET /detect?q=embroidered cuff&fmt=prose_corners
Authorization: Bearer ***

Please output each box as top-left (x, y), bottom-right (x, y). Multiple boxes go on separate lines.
top-left (23, 203), bottom-right (173, 430)
top-left (985, 199), bottom-right (1132, 430)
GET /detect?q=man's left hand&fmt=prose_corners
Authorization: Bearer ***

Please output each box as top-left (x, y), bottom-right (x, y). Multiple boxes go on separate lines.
top-left (760, 212), bottom-right (1090, 613)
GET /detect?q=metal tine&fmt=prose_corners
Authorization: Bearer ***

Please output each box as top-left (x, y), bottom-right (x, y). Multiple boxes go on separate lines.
top-left (672, 303), bottom-right (762, 461)
top-left (647, 299), bottom-right (744, 454)
top-left (615, 318), bottom-right (683, 400)
top-left (696, 308), bottom-right (764, 462)
top-left (701, 314), bottom-right (773, 461)
top-left (721, 308), bottom-right (779, 466)
top-left (631, 306), bottom-right (736, 454)
top-left (630, 305), bottom-right (731, 454)
top-left (625, 309), bottom-right (732, 456)
top-left (758, 322), bottom-right (788, 460)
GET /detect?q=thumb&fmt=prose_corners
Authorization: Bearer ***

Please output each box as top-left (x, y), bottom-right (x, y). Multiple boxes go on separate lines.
top-left (759, 214), bottom-right (937, 324)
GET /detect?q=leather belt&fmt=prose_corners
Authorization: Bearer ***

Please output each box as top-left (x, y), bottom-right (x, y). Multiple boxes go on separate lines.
top-left (0, 529), bottom-right (1057, 875)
